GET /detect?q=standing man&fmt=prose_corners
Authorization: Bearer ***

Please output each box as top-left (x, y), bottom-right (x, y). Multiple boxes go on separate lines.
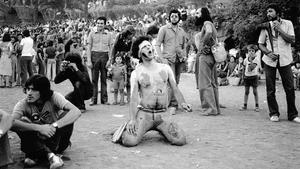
top-left (258, 3), bottom-right (300, 123)
top-left (155, 9), bottom-right (187, 115)
top-left (87, 16), bottom-right (113, 105)
top-left (20, 30), bottom-right (34, 87)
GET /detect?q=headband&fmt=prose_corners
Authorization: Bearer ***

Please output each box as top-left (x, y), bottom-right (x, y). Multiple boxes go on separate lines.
top-left (138, 40), bottom-right (152, 50)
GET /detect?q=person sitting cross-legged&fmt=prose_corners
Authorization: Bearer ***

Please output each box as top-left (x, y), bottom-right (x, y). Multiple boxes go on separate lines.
top-left (11, 75), bottom-right (81, 169)
top-left (112, 36), bottom-right (192, 147)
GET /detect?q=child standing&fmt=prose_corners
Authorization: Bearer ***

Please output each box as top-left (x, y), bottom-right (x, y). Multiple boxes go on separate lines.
top-left (292, 62), bottom-right (300, 90)
top-left (240, 45), bottom-right (260, 112)
top-left (108, 55), bottom-right (127, 106)
top-left (187, 44), bottom-right (197, 73)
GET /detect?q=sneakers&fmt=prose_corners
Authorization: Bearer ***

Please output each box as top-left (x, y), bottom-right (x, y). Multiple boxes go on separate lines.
top-left (255, 107), bottom-right (260, 112)
top-left (239, 106), bottom-right (247, 111)
top-left (49, 154), bottom-right (64, 169)
top-left (293, 117), bottom-right (300, 123)
top-left (270, 115), bottom-right (280, 122)
top-left (24, 157), bottom-right (37, 167)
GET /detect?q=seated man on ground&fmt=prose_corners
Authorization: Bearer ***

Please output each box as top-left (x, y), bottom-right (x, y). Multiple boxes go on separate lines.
top-left (0, 109), bottom-right (14, 169)
top-left (113, 36), bottom-right (192, 147)
top-left (11, 74), bottom-right (81, 169)
top-left (54, 52), bottom-right (93, 112)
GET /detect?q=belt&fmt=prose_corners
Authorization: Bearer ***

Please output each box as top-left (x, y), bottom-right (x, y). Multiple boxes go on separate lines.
top-left (92, 51), bottom-right (109, 54)
top-left (137, 105), bottom-right (166, 120)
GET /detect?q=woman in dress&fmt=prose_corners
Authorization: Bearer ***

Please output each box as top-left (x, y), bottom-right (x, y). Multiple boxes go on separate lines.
top-left (0, 33), bottom-right (13, 88)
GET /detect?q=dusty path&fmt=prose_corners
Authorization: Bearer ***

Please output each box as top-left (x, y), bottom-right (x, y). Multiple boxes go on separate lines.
top-left (1, 73), bottom-right (300, 169)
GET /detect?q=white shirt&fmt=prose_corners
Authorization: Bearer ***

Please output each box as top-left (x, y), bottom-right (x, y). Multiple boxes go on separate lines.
top-left (258, 19), bottom-right (295, 67)
top-left (20, 37), bottom-right (34, 57)
top-left (244, 55), bottom-right (260, 77)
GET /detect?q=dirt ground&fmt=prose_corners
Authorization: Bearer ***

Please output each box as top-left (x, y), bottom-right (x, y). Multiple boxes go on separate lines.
top-left (1, 73), bottom-right (300, 169)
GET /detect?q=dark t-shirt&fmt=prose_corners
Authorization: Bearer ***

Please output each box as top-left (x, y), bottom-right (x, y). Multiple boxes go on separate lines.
top-left (45, 46), bottom-right (56, 59)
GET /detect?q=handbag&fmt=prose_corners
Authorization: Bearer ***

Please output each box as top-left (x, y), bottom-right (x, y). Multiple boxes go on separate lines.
top-left (211, 38), bottom-right (227, 63)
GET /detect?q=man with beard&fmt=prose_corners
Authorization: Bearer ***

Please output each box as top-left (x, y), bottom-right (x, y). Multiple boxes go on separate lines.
top-left (155, 9), bottom-right (187, 115)
top-left (87, 16), bottom-right (113, 106)
top-left (258, 3), bottom-right (300, 123)
top-left (194, 7), bottom-right (221, 116)
top-left (113, 36), bottom-right (192, 147)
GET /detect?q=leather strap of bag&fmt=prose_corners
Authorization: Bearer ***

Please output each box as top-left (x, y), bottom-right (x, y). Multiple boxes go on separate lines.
top-left (267, 22), bottom-right (274, 52)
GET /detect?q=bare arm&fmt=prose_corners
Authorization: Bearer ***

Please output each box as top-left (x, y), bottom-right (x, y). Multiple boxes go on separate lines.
top-left (0, 109), bottom-right (14, 137)
top-left (274, 20), bottom-right (295, 43)
top-left (129, 71), bottom-right (138, 121)
top-left (56, 102), bottom-right (81, 128)
top-left (166, 66), bottom-right (192, 111)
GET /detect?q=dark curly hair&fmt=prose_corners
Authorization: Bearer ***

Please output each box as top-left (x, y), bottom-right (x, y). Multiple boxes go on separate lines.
top-left (131, 36), bottom-right (151, 63)
top-left (64, 52), bottom-right (84, 72)
top-left (24, 74), bottom-right (53, 102)
top-left (168, 9), bottom-right (181, 23)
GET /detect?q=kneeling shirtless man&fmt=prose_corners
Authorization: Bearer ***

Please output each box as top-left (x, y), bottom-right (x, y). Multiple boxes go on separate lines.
top-left (114, 36), bottom-right (192, 147)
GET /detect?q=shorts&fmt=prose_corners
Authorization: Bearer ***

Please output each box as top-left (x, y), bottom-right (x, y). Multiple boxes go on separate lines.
top-left (244, 75), bottom-right (258, 87)
top-left (112, 79), bottom-right (125, 90)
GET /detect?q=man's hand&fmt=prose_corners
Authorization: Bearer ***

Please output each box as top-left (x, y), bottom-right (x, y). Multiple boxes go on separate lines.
top-left (38, 124), bottom-right (56, 138)
top-left (87, 61), bottom-right (93, 69)
top-left (201, 46), bottom-right (211, 55)
top-left (69, 63), bottom-right (79, 71)
top-left (127, 119), bottom-right (138, 136)
top-left (273, 20), bottom-right (283, 33)
top-left (181, 103), bottom-right (192, 112)
top-left (267, 52), bottom-right (279, 61)
top-left (106, 60), bottom-right (111, 69)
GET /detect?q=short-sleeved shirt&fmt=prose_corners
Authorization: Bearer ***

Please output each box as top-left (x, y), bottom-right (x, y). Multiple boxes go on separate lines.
top-left (12, 92), bottom-right (69, 124)
top-left (258, 19), bottom-right (295, 67)
top-left (155, 23), bottom-right (186, 63)
top-left (244, 56), bottom-right (260, 77)
top-left (20, 37), bottom-right (34, 57)
top-left (45, 46), bottom-right (56, 59)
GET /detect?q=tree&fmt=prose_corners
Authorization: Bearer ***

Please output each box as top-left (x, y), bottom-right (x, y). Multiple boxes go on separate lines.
top-left (214, 0), bottom-right (300, 47)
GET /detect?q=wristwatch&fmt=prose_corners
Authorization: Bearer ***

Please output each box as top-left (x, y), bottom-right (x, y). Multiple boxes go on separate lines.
top-left (52, 122), bottom-right (59, 129)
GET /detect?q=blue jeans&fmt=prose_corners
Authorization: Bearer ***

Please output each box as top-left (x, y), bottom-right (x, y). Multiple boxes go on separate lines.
top-left (91, 51), bottom-right (109, 104)
top-left (264, 64), bottom-right (298, 120)
top-left (198, 53), bottom-right (220, 114)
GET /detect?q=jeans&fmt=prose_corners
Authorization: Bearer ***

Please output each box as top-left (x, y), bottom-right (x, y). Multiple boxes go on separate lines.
top-left (198, 53), bottom-right (220, 114)
top-left (16, 124), bottom-right (73, 159)
top-left (20, 56), bottom-right (33, 87)
top-left (11, 55), bottom-right (21, 85)
top-left (47, 59), bottom-right (56, 81)
top-left (65, 81), bottom-right (93, 109)
top-left (264, 64), bottom-right (298, 120)
top-left (168, 61), bottom-right (184, 108)
top-left (91, 51), bottom-right (109, 104)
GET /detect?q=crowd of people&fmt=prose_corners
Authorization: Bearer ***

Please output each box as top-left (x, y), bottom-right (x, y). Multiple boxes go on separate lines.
top-left (0, 3), bottom-right (300, 169)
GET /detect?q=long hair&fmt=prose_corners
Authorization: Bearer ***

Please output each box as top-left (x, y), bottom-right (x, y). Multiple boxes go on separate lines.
top-left (195, 7), bottom-right (213, 27)
top-left (2, 33), bottom-right (11, 42)
top-left (24, 75), bottom-right (53, 102)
